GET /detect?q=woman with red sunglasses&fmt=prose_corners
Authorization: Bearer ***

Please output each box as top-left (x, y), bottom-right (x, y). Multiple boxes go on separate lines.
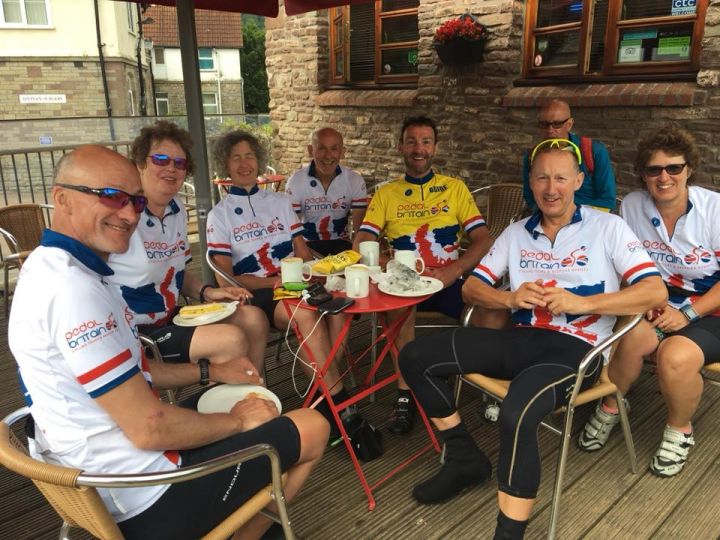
top-left (108, 121), bottom-right (269, 384)
top-left (579, 125), bottom-right (720, 478)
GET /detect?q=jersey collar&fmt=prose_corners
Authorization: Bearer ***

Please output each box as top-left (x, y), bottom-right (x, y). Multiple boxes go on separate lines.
top-left (525, 205), bottom-right (583, 237)
top-left (404, 170), bottom-right (435, 185)
top-left (309, 160), bottom-right (342, 182)
top-left (144, 198), bottom-right (180, 219)
top-left (40, 229), bottom-right (114, 276)
top-left (229, 184), bottom-right (260, 196)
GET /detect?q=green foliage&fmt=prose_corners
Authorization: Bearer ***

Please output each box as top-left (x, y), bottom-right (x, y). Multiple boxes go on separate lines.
top-left (241, 15), bottom-right (269, 114)
top-left (213, 119), bottom-right (274, 168)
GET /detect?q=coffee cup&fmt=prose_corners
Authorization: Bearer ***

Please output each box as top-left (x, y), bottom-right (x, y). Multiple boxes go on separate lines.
top-left (281, 257), bottom-right (312, 284)
top-left (394, 250), bottom-right (425, 274)
top-left (359, 241), bottom-right (380, 266)
top-left (345, 264), bottom-right (370, 298)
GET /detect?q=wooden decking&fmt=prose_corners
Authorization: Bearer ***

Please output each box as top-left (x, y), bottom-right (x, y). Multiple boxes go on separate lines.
top-left (1, 251), bottom-right (720, 539)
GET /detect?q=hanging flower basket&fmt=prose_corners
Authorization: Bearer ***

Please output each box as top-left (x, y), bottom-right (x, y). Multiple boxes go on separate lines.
top-left (434, 39), bottom-right (486, 66)
top-left (433, 13), bottom-right (488, 66)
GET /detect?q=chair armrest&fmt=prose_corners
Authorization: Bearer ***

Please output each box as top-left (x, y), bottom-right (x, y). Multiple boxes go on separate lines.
top-left (0, 227), bottom-right (20, 254)
top-left (206, 251), bottom-right (242, 288)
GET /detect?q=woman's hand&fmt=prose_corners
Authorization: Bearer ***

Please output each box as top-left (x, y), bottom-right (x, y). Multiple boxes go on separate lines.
top-left (648, 305), bottom-right (689, 333)
top-left (204, 285), bottom-right (253, 305)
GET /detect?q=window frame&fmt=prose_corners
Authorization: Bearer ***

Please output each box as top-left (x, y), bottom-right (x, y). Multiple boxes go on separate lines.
top-left (329, 1), bottom-right (419, 87)
top-left (155, 92), bottom-right (169, 116)
top-left (522, 0), bottom-right (708, 82)
top-left (0, 0), bottom-right (51, 28)
top-left (198, 48), bottom-right (215, 71)
top-left (154, 47), bottom-right (165, 66)
top-left (202, 92), bottom-right (219, 115)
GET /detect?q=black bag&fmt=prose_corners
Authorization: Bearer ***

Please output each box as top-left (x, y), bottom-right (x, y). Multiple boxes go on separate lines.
top-left (343, 414), bottom-right (384, 462)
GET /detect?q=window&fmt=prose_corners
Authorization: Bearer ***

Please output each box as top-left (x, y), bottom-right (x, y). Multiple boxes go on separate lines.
top-left (127, 89), bottom-right (136, 116)
top-left (0, 0), bottom-right (49, 26)
top-left (155, 92), bottom-right (169, 116)
top-left (154, 47), bottom-right (165, 65)
top-left (199, 48), bottom-right (214, 70)
top-left (329, 1), bottom-right (419, 86)
top-left (126, 2), bottom-right (136, 33)
top-left (202, 92), bottom-right (219, 115)
top-left (523, 0), bottom-right (707, 81)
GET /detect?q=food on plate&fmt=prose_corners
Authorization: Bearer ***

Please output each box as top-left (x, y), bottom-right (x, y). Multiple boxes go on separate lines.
top-left (312, 250), bottom-right (361, 274)
top-left (179, 303), bottom-right (225, 318)
top-left (246, 392), bottom-right (272, 401)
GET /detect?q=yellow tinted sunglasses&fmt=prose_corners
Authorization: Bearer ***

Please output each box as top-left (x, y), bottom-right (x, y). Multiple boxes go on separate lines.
top-left (530, 138), bottom-right (582, 166)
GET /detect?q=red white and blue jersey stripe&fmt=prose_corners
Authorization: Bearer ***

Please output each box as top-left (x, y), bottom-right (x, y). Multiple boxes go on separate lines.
top-left (8, 230), bottom-right (176, 522)
top-left (471, 206), bottom-right (660, 346)
top-left (360, 172), bottom-right (486, 269)
top-left (108, 197), bottom-right (191, 327)
top-left (621, 187), bottom-right (720, 313)
top-left (207, 185), bottom-right (304, 277)
top-left (286, 162), bottom-right (368, 241)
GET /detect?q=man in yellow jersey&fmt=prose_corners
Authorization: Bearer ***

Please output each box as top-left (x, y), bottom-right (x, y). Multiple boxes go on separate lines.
top-left (353, 115), bottom-right (492, 435)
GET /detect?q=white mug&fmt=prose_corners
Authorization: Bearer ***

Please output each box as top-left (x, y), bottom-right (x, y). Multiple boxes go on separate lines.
top-left (359, 241), bottom-right (380, 266)
top-left (281, 257), bottom-right (312, 284)
top-left (394, 250), bottom-right (425, 274)
top-left (345, 264), bottom-right (370, 298)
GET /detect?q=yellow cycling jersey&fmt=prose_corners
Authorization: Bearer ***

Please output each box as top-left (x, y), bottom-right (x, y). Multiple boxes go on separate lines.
top-left (360, 172), bottom-right (485, 268)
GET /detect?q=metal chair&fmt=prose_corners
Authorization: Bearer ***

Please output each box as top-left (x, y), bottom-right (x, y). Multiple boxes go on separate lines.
top-left (138, 334), bottom-right (178, 405)
top-left (453, 311), bottom-right (642, 540)
top-left (471, 183), bottom-right (527, 240)
top-left (0, 407), bottom-right (293, 540)
top-left (0, 203), bottom-right (51, 316)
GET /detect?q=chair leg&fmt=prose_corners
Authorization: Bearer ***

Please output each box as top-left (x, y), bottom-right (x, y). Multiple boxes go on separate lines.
top-left (369, 313), bottom-right (378, 403)
top-left (616, 391), bottom-right (638, 474)
top-left (58, 521), bottom-right (72, 540)
top-left (548, 404), bottom-right (576, 540)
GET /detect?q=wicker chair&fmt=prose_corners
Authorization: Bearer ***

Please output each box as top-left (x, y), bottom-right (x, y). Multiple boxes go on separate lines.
top-left (471, 183), bottom-right (527, 240)
top-left (0, 407), bottom-right (294, 540)
top-left (453, 311), bottom-right (642, 540)
top-left (0, 204), bottom-right (50, 316)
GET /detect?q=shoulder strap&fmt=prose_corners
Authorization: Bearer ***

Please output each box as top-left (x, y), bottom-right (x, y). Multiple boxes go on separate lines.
top-left (579, 136), bottom-right (594, 176)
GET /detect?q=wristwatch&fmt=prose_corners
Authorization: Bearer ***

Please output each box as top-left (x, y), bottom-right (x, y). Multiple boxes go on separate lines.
top-left (198, 358), bottom-right (210, 386)
top-left (680, 304), bottom-right (699, 322)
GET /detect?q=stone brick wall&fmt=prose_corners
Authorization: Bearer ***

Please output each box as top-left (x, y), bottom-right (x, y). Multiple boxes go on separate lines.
top-left (154, 81), bottom-right (245, 115)
top-left (266, 0), bottom-right (720, 194)
top-left (0, 58), bottom-right (152, 120)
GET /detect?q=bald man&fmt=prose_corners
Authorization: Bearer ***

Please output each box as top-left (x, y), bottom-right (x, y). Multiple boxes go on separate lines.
top-left (8, 145), bottom-right (327, 539)
top-left (285, 127), bottom-right (369, 255)
top-left (521, 99), bottom-right (617, 211)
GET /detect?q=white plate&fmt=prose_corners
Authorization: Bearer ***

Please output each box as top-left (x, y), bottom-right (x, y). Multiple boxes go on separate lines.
top-left (172, 302), bottom-right (238, 327)
top-left (378, 276), bottom-right (444, 298)
top-left (197, 384), bottom-right (282, 414)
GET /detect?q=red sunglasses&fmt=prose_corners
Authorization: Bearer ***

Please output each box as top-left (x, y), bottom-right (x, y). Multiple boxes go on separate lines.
top-left (56, 183), bottom-right (148, 213)
top-left (150, 153), bottom-right (188, 170)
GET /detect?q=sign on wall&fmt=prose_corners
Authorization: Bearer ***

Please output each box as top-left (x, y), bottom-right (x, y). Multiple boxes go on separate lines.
top-left (19, 94), bottom-right (67, 104)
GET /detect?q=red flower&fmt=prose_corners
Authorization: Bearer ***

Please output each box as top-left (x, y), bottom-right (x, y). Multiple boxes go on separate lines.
top-left (434, 16), bottom-right (487, 44)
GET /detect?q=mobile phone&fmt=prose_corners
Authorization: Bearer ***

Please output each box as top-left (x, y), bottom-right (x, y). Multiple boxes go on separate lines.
top-left (306, 282), bottom-right (333, 306)
top-left (317, 297), bottom-right (355, 315)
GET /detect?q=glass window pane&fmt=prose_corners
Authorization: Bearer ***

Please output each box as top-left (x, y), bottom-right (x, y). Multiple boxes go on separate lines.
top-left (617, 24), bottom-right (693, 63)
top-left (380, 47), bottom-right (418, 75)
top-left (588, 0), bottom-right (610, 73)
top-left (533, 29), bottom-right (580, 68)
top-left (381, 14), bottom-right (418, 44)
top-left (382, 0), bottom-right (419, 11)
top-left (350, 3), bottom-right (375, 81)
top-left (155, 48), bottom-right (165, 65)
top-left (334, 52), bottom-right (344, 77)
top-left (202, 93), bottom-right (218, 114)
top-left (199, 49), bottom-right (214, 70)
top-left (621, 0), bottom-right (696, 20)
top-left (25, 0), bottom-right (47, 25)
top-left (537, 0), bottom-right (583, 28)
top-left (2, 0), bottom-right (22, 23)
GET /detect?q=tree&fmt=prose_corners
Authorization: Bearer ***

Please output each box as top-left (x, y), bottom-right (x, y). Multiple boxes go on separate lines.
top-left (241, 15), bottom-right (269, 114)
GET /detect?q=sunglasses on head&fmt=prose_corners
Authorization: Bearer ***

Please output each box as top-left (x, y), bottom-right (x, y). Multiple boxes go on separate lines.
top-left (538, 118), bottom-right (570, 130)
top-left (56, 183), bottom-right (148, 213)
top-left (149, 153), bottom-right (188, 170)
top-left (530, 138), bottom-right (583, 166)
top-left (642, 163), bottom-right (687, 178)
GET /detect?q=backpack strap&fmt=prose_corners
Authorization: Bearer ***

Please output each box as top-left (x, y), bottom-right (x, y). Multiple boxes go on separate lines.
top-left (579, 136), bottom-right (594, 176)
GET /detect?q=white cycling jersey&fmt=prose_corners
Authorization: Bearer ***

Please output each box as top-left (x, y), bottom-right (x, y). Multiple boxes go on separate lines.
top-left (472, 206), bottom-right (660, 346)
top-left (207, 185), bottom-right (304, 277)
top-left (621, 187), bottom-right (720, 313)
top-left (285, 163), bottom-right (368, 241)
top-left (9, 230), bottom-right (178, 522)
top-left (108, 197), bottom-right (191, 326)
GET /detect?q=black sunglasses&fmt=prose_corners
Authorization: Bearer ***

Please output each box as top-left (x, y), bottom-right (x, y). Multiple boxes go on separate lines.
top-left (56, 183), bottom-right (148, 213)
top-left (642, 163), bottom-right (687, 178)
top-left (538, 118), bottom-right (570, 130)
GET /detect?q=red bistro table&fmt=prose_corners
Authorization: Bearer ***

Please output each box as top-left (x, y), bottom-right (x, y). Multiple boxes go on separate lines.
top-left (282, 283), bottom-right (441, 510)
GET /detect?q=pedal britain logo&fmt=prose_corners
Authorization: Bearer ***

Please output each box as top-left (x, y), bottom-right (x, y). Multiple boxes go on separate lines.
top-left (519, 246), bottom-right (589, 271)
top-left (65, 313), bottom-right (119, 350)
top-left (233, 218), bottom-right (286, 241)
top-left (396, 200), bottom-right (449, 218)
top-left (642, 241), bottom-right (711, 267)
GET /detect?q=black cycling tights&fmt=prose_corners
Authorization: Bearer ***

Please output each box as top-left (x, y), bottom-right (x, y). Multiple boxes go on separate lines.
top-left (400, 326), bottom-right (599, 498)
